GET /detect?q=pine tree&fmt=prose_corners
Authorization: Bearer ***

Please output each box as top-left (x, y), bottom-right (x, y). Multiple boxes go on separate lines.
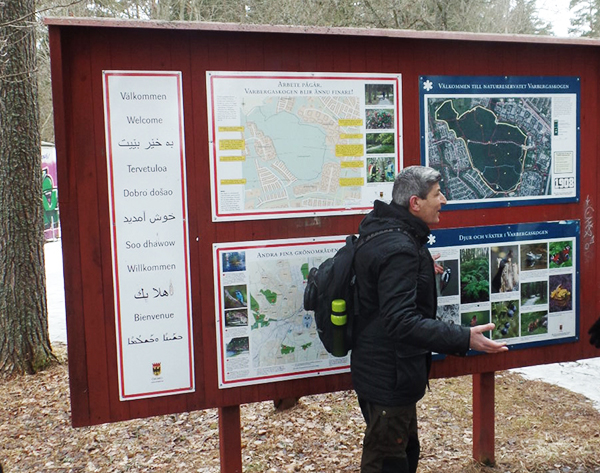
top-left (569, 0), bottom-right (600, 37)
top-left (0, 0), bottom-right (52, 376)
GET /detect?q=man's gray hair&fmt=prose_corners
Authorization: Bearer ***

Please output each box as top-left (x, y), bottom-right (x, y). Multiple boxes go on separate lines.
top-left (391, 166), bottom-right (442, 208)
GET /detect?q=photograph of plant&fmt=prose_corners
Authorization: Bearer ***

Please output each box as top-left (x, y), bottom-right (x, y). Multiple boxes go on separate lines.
top-left (366, 108), bottom-right (394, 129)
top-left (549, 240), bottom-right (573, 268)
top-left (491, 300), bottom-right (519, 340)
top-left (460, 247), bottom-right (490, 304)
top-left (521, 310), bottom-right (548, 335)
top-left (366, 132), bottom-right (395, 154)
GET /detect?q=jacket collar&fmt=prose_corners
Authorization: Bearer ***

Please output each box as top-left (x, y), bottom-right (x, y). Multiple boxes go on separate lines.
top-left (372, 200), bottom-right (431, 244)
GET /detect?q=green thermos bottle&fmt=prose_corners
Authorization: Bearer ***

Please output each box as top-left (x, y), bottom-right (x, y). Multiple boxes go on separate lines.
top-left (331, 299), bottom-right (347, 357)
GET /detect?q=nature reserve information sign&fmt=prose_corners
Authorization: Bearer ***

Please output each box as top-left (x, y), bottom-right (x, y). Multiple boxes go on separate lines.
top-left (431, 221), bottom-right (578, 348)
top-left (213, 237), bottom-right (351, 388)
top-left (420, 76), bottom-right (579, 209)
top-left (207, 72), bottom-right (402, 221)
top-left (103, 71), bottom-right (194, 400)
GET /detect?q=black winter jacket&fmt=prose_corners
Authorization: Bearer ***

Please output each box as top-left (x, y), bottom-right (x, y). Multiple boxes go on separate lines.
top-left (351, 200), bottom-right (470, 406)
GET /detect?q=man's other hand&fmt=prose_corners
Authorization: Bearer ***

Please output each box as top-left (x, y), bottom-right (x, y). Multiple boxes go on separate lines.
top-left (432, 253), bottom-right (445, 275)
top-left (589, 316), bottom-right (600, 348)
top-left (469, 323), bottom-right (509, 353)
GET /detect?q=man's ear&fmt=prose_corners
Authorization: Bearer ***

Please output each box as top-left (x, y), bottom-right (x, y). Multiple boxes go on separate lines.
top-left (409, 195), bottom-right (420, 213)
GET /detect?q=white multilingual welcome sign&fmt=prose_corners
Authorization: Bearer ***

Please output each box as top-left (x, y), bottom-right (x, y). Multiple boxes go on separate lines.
top-left (103, 71), bottom-right (194, 400)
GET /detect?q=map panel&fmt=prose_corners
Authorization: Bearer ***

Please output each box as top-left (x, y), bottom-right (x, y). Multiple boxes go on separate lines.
top-left (213, 237), bottom-right (351, 388)
top-left (420, 76), bottom-right (579, 209)
top-left (207, 72), bottom-right (402, 221)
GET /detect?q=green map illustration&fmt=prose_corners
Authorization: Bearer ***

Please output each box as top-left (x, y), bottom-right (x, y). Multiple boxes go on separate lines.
top-left (247, 258), bottom-right (329, 369)
top-left (427, 97), bottom-right (552, 200)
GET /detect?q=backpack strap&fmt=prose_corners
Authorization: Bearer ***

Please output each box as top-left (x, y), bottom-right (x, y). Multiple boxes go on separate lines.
top-left (355, 226), bottom-right (420, 253)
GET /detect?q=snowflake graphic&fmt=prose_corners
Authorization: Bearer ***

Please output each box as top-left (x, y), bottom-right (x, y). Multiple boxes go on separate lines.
top-left (423, 79), bottom-right (434, 92)
top-left (427, 234), bottom-right (437, 246)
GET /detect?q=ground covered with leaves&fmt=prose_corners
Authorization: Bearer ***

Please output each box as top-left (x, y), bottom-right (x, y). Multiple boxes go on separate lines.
top-left (2, 345), bottom-right (600, 472)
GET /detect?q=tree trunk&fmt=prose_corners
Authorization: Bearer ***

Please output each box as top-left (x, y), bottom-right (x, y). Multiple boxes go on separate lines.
top-left (0, 0), bottom-right (53, 377)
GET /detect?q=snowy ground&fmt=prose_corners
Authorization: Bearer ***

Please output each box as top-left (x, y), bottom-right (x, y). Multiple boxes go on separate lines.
top-left (44, 240), bottom-right (600, 410)
top-left (46, 240), bottom-right (67, 344)
top-left (514, 359), bottom-right (600, 410)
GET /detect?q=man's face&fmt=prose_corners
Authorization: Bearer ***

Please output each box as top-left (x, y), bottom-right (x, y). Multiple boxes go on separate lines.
top-left (413, 182), bottom-right (447, 225)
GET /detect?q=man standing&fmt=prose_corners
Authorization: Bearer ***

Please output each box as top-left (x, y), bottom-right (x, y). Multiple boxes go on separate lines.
top-left (351, 166), bottom-right (508, 473)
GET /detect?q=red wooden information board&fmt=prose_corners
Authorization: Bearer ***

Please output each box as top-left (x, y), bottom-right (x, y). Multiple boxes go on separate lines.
top-left (47, 18), bottom-right (600, 469)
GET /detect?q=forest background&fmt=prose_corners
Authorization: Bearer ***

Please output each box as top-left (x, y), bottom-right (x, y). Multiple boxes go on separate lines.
top-left (33, 0), bottom-right (600, 145)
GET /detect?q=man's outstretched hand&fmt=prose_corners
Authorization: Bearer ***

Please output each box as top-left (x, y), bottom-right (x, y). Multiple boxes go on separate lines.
top-left (469, 323), bottom-right (509, 353)
top-left (589, 316), bottom-right (600, 348)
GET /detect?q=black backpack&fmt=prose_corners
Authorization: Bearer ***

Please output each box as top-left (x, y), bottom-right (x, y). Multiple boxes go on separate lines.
top-left (303, 228), bottom-right (405, 357)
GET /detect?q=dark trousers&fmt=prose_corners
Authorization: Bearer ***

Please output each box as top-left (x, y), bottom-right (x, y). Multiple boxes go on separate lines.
top-left (358, 398), bottom-right (420, 473)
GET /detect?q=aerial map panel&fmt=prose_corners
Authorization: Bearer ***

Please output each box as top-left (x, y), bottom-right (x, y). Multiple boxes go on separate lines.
top-left (420, 76), bottom-right (579, 209)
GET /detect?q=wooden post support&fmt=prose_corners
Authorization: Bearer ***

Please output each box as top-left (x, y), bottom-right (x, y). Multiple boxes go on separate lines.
top-left (472, 372), bottom-right (495, 466)
top-left (219, 405), bottom-right (243, 473)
